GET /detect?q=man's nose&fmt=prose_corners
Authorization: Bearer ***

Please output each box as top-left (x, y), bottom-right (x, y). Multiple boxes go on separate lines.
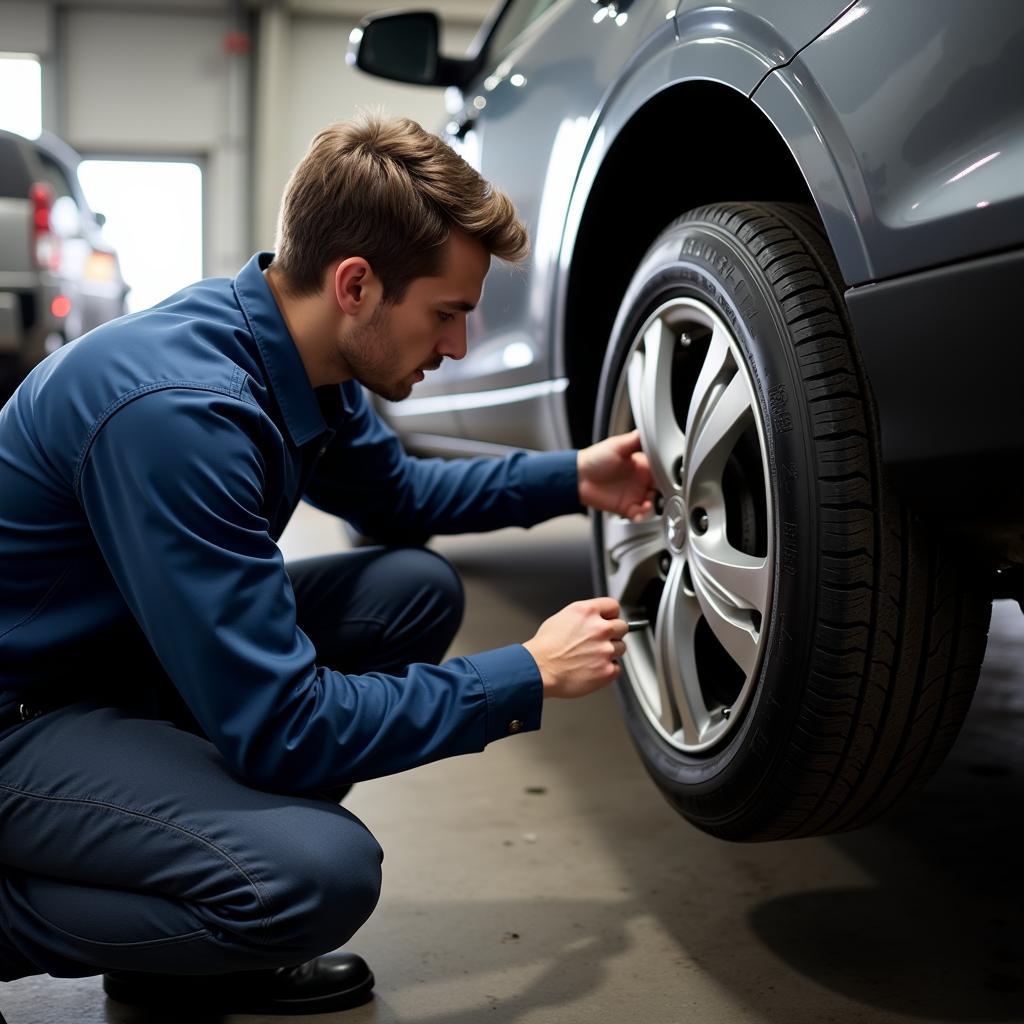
top-left (438, 323), bottom-right (468, 361)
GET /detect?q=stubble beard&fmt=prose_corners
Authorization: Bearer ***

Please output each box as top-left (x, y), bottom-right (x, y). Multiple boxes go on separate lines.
top-left (338, 305), bottom-right (412, 403)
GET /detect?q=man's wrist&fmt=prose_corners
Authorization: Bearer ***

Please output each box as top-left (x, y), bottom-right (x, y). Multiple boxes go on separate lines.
top-left (521, 640), bottom-right (553, 696)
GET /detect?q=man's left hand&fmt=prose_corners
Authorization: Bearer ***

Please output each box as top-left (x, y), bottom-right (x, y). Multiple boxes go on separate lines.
top-left (577, 429), bottom-right (656, 521)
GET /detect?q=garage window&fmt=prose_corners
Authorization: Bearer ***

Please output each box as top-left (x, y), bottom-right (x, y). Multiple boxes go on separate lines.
top-left (77, 159), bottom-right (203, 314)
top-left (0, 54), bottom-right (42, 139)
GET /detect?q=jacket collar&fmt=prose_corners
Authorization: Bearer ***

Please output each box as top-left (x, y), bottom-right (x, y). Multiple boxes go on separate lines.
top-left (232, 252), bottom-right (329, 447)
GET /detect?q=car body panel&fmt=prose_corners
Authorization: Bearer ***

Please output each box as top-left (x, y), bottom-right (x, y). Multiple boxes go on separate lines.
top-left (0, 197), bottom-right (32, 277)
top-left (845, 247), bottom-right (1024, 521)
top-left (382, 0), bottom-right (681, 448)
top-left (746, 0), bottom-right (1024, 515)
top-left (673, 0), bottom-right (858, 84)
top-left (381, 0), bottom-right (857, 449)
top-left (555, 0), bottom-right (863, 379)
top-left (359, 0), bottom-right (1024, 544)
top-left (756, 0), bottom-right (1024, 285)
top-left (0, 129), bottom-right (128, 394)
top-left (0, 133), bottom-right (60, 371)
top-left (33, 131), bottom-right (130, 338)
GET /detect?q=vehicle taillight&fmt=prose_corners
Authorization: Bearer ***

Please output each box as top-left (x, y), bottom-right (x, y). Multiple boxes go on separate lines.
top-left (30, 182), bottom-right (60, 271)
top-left (84, 250), bottom-right (117, 283)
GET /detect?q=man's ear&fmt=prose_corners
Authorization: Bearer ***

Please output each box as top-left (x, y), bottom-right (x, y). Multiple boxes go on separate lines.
top-left (332, 257), bottom-right (379, 318)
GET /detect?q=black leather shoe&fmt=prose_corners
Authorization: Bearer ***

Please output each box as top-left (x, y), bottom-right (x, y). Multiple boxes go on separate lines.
top-left (102, 951), bottom-right (374, 1015)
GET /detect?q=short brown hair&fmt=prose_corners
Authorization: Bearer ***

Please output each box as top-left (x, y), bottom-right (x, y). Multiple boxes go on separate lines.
top-left (273, 114), bottom-right (529, 301)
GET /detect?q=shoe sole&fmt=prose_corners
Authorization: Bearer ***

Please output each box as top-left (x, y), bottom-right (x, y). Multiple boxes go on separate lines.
top-left (103, 969), bottom-right (375, 1016)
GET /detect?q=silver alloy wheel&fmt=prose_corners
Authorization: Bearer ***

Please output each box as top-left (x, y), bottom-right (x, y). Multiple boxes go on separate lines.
top-left (602, 297), bottom-right (774, 754)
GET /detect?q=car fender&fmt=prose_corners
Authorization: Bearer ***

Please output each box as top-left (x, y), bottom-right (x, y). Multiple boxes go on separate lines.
top-left (755, 0), bottom-right (1024, 284)
top-left (553, 0), bottom-right (868, 383)
top-left (751, 57), bottom-right (875, 284)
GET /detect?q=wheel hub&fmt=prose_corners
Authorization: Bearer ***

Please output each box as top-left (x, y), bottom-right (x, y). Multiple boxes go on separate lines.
top-left (665, 495), bottom-right (687, 553)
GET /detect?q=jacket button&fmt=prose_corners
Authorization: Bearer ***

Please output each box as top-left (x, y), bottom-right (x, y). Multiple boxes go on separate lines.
top-left (508, 719), bottom-right (523, 734)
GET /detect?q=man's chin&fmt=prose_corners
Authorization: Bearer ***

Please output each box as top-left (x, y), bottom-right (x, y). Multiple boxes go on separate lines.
top-left (364, 380), bottom-right (413, 403)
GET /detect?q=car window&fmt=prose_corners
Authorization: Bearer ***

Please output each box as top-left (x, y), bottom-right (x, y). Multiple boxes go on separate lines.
top-left (485, 0), bottom-right (563, 63)
top-left (0, 137), bottom-right (31, 198)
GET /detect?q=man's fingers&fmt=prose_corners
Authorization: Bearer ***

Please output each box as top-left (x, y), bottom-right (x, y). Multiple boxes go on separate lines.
top-left (587, 596), bottom-right (621, 619)
top-left (611, 429), bottom-right (642, 455)
top-left (608, 618), bottom-right (629, 640)
top-left (628, 499), bottom-right (654, 522)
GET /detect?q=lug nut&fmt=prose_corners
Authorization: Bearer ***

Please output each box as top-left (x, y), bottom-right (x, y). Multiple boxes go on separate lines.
top-left (692, 508), bottom-right (709, 535)
top-left (654, 494), bottom-right (665, 516)
top-left (659, 553), bottom-right (671, 576)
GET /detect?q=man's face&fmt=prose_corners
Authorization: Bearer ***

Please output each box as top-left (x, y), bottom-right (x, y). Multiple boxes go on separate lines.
top-left (339, 231), bottom-right (490, 403)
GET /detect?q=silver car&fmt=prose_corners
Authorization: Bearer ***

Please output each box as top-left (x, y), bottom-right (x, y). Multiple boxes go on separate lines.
top-left (0, 128), bottom-right (128, 399)
top-left (350, 0), bottom-right (1024, 840)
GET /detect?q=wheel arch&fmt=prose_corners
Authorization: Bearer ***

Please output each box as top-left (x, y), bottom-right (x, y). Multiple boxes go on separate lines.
top-left (558, 75), bottom-right (862, 449)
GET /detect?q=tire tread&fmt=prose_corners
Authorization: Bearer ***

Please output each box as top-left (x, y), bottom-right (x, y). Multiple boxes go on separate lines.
top-left (691, 202), bottom-right (989, 839)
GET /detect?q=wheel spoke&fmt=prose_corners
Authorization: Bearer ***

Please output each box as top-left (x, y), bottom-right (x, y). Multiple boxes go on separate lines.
top-left (690, 555), bottom-right (761, 678)
top-left (626, 318), bottom-right (684, 497)
top-left (604, 514), bottom-right (664, 604)
top-left (654, 558), bottom-right (707, 746)
top-left (685, 371), bottom-right (753, 496)
top-left (690, 533), bottom-right (770, 619)
top-left (684, 323), bottom-right (732, 439)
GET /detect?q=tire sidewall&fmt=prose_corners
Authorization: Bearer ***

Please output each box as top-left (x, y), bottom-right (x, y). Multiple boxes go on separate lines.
top-left (592, 213), bottom-right (821, 830)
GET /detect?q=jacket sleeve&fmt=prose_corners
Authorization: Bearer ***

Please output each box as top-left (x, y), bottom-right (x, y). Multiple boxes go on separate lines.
top-left (302, 384), bottom-right (584, 541)
top-left (76, 387), bottom-right (542, 793)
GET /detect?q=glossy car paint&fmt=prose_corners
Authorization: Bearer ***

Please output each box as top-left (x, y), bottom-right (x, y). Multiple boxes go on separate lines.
top-left (751, 0), bottom-right (1024, 504)
top-left (755, 0), bottom-right (1024, 283)
top-left (365, 0), bottom-right (1024, 516)
top-left (381, 0), bottom-right (856, 451)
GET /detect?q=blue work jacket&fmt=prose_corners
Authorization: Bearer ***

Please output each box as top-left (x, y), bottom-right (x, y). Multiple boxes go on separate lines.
top-left (0, 252), bottom-right (583, 793)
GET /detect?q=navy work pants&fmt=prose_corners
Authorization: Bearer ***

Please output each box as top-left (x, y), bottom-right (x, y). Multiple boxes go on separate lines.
top-left (0, 546), bottom-right (464, 981)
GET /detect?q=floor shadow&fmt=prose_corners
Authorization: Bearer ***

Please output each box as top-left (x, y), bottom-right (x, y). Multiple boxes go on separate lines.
top-left (748, 600), bottom-right (1024, 1021)
top-left (358, 896), bottom-right (633, 1024)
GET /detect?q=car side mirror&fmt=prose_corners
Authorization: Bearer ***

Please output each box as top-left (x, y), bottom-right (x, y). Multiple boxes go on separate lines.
top-left (348, 10), bottom-right (475, 88)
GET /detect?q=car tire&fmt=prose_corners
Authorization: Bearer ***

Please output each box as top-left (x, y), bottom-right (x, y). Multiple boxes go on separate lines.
top-left (592, 202), bottom-right (992, 841)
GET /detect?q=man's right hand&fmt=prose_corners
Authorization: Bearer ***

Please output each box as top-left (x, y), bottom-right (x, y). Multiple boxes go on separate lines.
top-left (522, 597), bottom-right (627, 699)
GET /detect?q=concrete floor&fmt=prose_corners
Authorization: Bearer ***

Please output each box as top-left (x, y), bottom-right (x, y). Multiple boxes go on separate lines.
top-left (4, 504), bottom-right (1024, 1024)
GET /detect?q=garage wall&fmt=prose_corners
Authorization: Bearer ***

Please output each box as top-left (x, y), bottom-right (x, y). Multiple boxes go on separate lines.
top-left (0, 2), bottom-right (52, 53)
top-left (59, 6), bottom-right (248, 278)
top-left (263, 14), bottom-right (480, 248)
top-left (0, 0), bottom-right (488, 282)
top-left (0, 3), bottom-right (57, 130)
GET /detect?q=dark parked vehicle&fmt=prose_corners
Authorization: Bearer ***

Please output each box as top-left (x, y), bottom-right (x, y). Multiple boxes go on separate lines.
top-left (350, 0), bottom-right (1024, 841)
top-left (0, 128), bottom-right (128, 398)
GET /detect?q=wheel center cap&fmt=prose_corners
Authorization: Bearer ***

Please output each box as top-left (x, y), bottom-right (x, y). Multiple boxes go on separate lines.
top-left (665, 495), bottom-right (687, 552)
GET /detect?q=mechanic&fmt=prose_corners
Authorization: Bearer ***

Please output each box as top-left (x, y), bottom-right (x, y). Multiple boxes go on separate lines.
top-left (0, 115), bottom-right (654, 1015)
